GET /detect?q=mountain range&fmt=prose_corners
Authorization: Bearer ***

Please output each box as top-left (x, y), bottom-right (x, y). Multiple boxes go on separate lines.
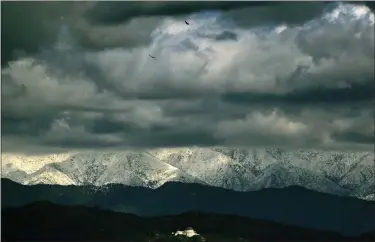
top-left (2, 178), bottom-right (375, 236)
top-left (2, 148), bottom-right (374, 200)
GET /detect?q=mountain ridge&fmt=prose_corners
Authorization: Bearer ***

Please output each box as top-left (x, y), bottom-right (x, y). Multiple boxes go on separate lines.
top-left (5, 201), bottom-right (373, 241)
top-left (2, 178), bottom-right (375, 236)
top-left (2, 148), bottom-right (374, 200)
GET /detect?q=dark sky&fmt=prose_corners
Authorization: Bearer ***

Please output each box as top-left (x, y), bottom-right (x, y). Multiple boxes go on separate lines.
top-left (1, 1), bottom-right (374, 153)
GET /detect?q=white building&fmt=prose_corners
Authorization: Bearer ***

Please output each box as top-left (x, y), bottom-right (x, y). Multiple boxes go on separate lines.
top-left (173, 227), bottom-right (200, 237)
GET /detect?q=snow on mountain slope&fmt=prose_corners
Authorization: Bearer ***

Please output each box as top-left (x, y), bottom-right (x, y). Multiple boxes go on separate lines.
top-left (26, 166), bottom-right (76, 185)
top-left (212, 148), bottom-right (374, 197)
top-left (1, 153), bottom-right (72, 174)
top-left (338, 154), bottom-right (375, 198)
top-left (1, 148), bottom-right (374, 200)
top-left (249, 163), bottom-right (350, 196)
top-left (1, 151), bottom-right (205, 188)
top-left (149, 147), bottom-right (374, 198)
top-left (1, 153), bottom-right (76, 185)
top-left (149, 147), bottom-right (257, 190)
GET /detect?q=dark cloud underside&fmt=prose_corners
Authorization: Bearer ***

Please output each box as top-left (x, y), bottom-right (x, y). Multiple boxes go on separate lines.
top-left (1, 1), bottom-right (374, 153)
top-left (85, 2), bottom-right (279, 25)
top-left (1, 2), bottom-right (330, 66)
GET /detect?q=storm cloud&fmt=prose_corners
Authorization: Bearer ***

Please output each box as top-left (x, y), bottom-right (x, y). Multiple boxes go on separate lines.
top-left (1, 1), bottom-right (328, 64)
top-left (1, 1), bottom-right (374, 153)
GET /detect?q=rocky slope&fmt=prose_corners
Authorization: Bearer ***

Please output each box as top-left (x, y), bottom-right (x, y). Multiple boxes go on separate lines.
top-left (1, 148), bottom-right (374, 200)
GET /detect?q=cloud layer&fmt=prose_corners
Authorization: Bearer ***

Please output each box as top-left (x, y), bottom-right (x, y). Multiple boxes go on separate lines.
top-left (2, 2), bottom-right (374, 153)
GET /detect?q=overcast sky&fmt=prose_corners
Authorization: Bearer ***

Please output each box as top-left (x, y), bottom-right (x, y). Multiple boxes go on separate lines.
top-left (1, 1), bottom-right (374, 154)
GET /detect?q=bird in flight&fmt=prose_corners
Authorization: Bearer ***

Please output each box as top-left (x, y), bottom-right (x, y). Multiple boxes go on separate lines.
top-left (149, 54), bottom-right (156, 59)
top-left (185, 20), bottom-right (190, 25)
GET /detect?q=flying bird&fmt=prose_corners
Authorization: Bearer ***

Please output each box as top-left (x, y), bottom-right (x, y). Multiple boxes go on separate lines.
top-left (185, 21), bottom-right (190, 25)
top-left (149, 54), bottom-right (156, 59)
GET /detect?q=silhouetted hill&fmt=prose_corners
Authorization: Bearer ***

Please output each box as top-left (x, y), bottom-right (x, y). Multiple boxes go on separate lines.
top-left (358, 230), bottom-right (375, 241)
top-left (2, 178), bottom-right (375, 236)
top-left (2, 201), bottom-right (372, 241)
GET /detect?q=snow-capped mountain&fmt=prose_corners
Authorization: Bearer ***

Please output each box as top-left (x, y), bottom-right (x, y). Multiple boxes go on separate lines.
top-left (1, 148), bottom-right (374, 200)
top-left (1, 151), bottom-right (205, 188)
